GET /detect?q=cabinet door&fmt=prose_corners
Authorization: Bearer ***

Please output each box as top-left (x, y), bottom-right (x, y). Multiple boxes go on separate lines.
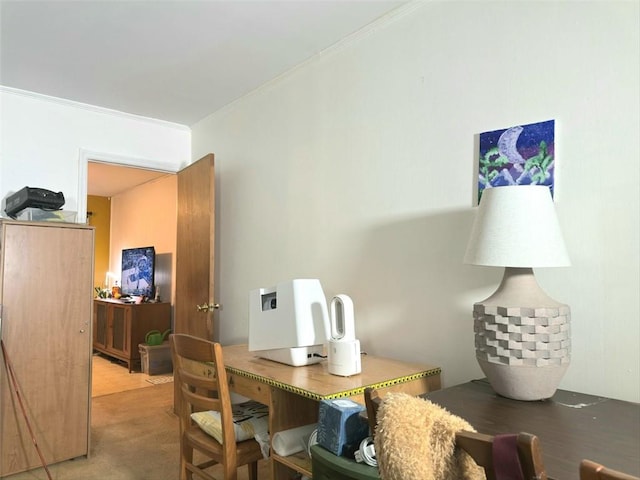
top-left (109, 304), bottom-right (130, 356)
top-left (0, 222), bottom-right (94, 476)
top-left (94, 301), bottom-right (108, 349)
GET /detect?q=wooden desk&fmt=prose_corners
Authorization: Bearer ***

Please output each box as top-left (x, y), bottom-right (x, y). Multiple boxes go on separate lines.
top-left (222, 345), bottom-right (441, 479)
top-left (423, 379), bottom-right (640, 480)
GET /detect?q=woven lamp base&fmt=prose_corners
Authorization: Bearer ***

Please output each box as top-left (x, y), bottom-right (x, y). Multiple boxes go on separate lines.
top-left (473, 268), bottom-right (571, 401)
top-left (477, 358), bottom-right (569, 401)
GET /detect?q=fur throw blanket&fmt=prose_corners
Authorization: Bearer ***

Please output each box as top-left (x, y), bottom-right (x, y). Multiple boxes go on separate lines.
top-left (374, 393), bottom-right (486, 480)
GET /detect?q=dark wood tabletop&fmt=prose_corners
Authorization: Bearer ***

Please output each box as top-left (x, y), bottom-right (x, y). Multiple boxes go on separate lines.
top-left (423, 379), bottom-right (640, 480)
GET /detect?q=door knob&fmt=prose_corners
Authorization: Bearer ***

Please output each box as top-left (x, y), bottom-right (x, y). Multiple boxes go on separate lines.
top-left (196, 303), bottom-right (221, 312)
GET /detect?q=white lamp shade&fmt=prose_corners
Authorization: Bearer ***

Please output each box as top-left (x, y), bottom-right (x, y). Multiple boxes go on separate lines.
top-left (464, 186), bottom-right (570, 267)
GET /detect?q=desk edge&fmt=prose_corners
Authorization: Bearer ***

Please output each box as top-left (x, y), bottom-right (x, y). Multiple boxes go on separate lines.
top-left (225, 365), bottom-right (442, 401)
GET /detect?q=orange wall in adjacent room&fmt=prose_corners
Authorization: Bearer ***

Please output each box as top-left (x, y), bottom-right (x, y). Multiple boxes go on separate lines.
top-left (109, 174), bottom-right (177, 305)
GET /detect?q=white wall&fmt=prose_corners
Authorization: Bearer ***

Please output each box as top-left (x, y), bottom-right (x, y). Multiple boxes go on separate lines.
top-left (0, 87), bottom-right (190, 215)
top-left (192, 2), bottom-right (639, 401)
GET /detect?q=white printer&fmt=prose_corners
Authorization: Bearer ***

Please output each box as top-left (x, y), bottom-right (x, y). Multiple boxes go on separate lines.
top-left (248, 279), bottom-right (330, 366)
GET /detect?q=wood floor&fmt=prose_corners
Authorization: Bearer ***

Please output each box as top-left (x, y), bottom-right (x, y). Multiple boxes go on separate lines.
top-left (91, 352), bottom-right (165, 397)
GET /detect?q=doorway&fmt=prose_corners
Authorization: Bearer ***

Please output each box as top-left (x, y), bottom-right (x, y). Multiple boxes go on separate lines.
top-left (87, 160), bottom-right (176, 291)
top-left (83, 152), bottom-right (218, 393)
top-left (85, 154), bottom-right (178, 393)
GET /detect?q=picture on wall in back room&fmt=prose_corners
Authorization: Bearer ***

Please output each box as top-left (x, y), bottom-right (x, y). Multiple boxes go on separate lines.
top-left (477, 119), bottom-right (555, 204)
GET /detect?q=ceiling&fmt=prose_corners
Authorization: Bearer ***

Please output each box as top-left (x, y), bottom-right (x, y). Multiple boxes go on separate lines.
top-left (87, 162), bottom-right (172, 198)
top-left (1, 0), bottom-right (406, 197)
top-left (0, 0), bottom-right (406, 127)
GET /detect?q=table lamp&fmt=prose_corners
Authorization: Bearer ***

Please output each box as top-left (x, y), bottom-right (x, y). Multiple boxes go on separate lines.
top-left (464, 185), bottom-right (571, 400)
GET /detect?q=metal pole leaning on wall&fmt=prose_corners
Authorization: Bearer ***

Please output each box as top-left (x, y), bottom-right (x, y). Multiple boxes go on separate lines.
top-left (1, 338), bottom-right (53, 480)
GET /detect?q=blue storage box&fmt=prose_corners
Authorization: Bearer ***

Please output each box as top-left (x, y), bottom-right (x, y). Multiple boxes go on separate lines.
top-left (317, 399), bottom-right (370, 457)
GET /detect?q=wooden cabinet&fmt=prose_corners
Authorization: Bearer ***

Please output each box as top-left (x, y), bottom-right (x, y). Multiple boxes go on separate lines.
top-left (93, 299), bottom-right (171, 372)
top-left (0, 220), bottom-right (94, 476)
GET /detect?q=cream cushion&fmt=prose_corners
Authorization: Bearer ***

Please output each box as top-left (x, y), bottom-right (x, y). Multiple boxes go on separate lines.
top-left (191, 400), bottom-right (269, 444)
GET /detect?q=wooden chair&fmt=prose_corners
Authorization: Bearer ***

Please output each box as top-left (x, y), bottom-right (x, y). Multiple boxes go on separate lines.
top-left (455, 430), bottom-right (547, 480)
top-left (364, 387), bottom-right (382, 439)
top-left (170, 334), bottom-right (264, 480)
top-left (363, 388), bottom-right (548, 480)
top-left (580, 459), bottom-right (640, 480)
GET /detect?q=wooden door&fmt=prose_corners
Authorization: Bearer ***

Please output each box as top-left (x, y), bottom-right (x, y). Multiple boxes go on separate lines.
top-left (174, 154), bottom-right (216, 340)
top-left (0, 222), bottom-right (93, 476)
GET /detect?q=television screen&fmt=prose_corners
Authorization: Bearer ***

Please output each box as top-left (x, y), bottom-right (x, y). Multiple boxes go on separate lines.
top-left (121, 246), bottom-right (155, 297)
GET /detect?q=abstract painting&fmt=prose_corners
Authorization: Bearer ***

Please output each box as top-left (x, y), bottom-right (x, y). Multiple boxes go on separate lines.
top-left (477, 119), bottom-right (555, 204)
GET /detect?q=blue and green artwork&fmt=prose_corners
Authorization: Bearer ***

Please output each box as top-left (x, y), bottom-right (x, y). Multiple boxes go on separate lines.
top-left (477, 119), bottom-right (555, 204)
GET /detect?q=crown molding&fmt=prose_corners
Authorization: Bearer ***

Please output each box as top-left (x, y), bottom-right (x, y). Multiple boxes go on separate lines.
top-left (0, 85), bottom-right (191, 132)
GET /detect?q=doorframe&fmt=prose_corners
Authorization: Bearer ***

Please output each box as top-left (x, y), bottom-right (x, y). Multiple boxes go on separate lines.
top-left (76, 148), bottom-right (179, 223)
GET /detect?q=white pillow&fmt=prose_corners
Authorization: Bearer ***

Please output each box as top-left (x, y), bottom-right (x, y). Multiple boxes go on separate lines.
top-left (191, 400), bottom-right (269, 444)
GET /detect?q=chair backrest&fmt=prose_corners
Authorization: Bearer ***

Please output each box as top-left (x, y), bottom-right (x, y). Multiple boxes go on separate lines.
top-left (364, 388), bottom-right (548, 480)
top-left (455, 430), bottom-right (547, 480)
top-left (364, 387), bottom-right (382, 439)
top-left (170, 334), bottom-right (237, 446)
top-left (580, 459), bottom-right (640, 480)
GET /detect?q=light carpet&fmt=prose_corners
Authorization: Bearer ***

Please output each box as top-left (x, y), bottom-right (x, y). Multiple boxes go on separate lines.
top-left (4, 382), bottom-right (179, 480)
top-left (5, 382), bottom-right (269, 480)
